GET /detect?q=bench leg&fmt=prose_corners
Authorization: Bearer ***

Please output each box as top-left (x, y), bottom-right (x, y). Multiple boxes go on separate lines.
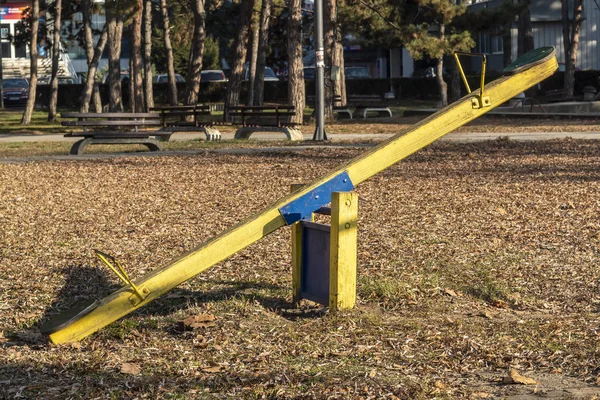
top-left (143, 139), bottom-right (164, 152)
top-left (378, 110), bottom-right (392, 118)
top-left (234, 127), bottom-right (253, 140)
top-left (282, 127), bottom-right (303, 141)
top-left (204, 127), bottom-right (222, 141)
top-left (234, 127), bottom-right (303, 141)
top-left (355, 108), bottom-right (368, 118)
top-left (69, 137), bottom-right (164, 155)
top-left (69, 138), bottom-right (93, 155)
top-left (338, 111), bottom-right (353, 120)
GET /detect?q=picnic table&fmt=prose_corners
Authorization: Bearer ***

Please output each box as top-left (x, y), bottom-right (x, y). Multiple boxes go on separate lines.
top-left (229, 105), bottom-right (303, 140)
top-left (150, 104), bottom-right (222, 141)
top-left (62, 112), bottom-right (168, 155)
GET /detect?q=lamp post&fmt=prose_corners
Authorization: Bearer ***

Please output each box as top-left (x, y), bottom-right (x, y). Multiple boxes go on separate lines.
top-left (0, 4), bottom-right (4, 109)
top-left (312, 0), bottom-right (326, 141)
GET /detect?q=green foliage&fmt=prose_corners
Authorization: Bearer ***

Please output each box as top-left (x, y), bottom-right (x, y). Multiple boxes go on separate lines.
top-left (203, 36), bottom-right (221, 70)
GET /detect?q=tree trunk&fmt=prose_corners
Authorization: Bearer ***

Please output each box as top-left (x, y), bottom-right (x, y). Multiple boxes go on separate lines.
top-left (80, 27), bottom-right (108, 113)
top-left (333, 33), bottom-right (346, 105)
top-left (502, 21), bottom-right (512, 66)
top-left (92, 86), bottom-right (103, 112)
top-left (80, 0), bottom-right (107, 113)
top-left (450, 59), bottom-right (461, 102)
top-left (253, 0), bottom-right (271, 105)
top-left (184, 0), bottom-right (206, 106)
top-left (518, 0), bottom-right (534, 56)
top-left (562, 0), bottom-right (583, 98)
top-left (160, 0), bottom-right (178, 105)
top-left (144, 0), bottom-right (154, 111)
top-left (247, 6), bottom-right (260, 106)
top-left (129, 49), bottom-right (135, 111)
top-left (436, 24), bottom-right (448, 107)
top-left (48, 0), bottom-right (62, 122)
top-left (224, 0), bottom-right (255, 121)
top-left (287, 0), bottom-right (304, 124)
top-left (21, 0), bottom-right (40, 124)
top-left (323, 0), bottom-right (336, 119)
top-left (107, 1), bottom-right (124, 112)
top-left (131, 0), bottom-right (144, 112)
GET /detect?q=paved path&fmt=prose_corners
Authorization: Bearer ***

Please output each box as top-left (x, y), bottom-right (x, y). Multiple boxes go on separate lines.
top-left (0, 131), bottom-right (598, 164)
top-left (0, 131), bottom-right (599, 143)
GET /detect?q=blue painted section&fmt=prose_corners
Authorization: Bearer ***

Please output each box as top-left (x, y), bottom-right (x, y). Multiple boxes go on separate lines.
top-left (301, 221), bottom-right (330, 306)
top-left (279, 171), bottom-right (354, 225)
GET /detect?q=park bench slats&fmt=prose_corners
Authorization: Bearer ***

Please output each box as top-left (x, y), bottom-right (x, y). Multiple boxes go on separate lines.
top-left (229, 104), bottom-right (303, 141)
top-left (347, 95), bottom-right (392, 118)
top-left (61, 112), bottom-right (160, 119)
top-left (62, 120), bottom-right (162, 127)
top-left (150, 104), bottom-right (222, 140)
top-left (61, 112), bottom-right (169, 155)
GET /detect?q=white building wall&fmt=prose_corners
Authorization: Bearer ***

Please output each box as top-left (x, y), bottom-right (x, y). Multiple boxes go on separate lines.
top-left (402, 48), bottom-right (414, 77)
top-left (529, 0), bottom-right (599, 70)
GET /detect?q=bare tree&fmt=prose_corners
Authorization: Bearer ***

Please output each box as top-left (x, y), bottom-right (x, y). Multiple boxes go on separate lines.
top-left (332, 29), bottom-right (346, 106)
top-left (224, 0), bottom-right (256, 120)
top-left (131, 0), bottom-right (145, 112)
top-left (517, 0), bottom-right (534, 56)
top-left (323, 0), bottom-right (336, 119)
top-left (160, 0), bottom-right (178, 105)
top-left (22, 0), bottom-right (40, 125)
top-left (184, 0), bottom-right (206, 106)
top-left (80, 0), bottom-right (108, 113)
top-left (79, 31), bottom-right (107, 113)
top-left (106, 0), bottom-right (124, 112)
top-left (144, 0), bottom-right (154, 110)
top-left (562, 0), bottom-right (583, 98)
top-left (287, 0), bottom-right (304, 124)
top-left (48, 0), bottom-right (63, 122)
top-left (253, 0), bottom-right (271, 105)
top-left (247, 5), bottom-right (260, 106)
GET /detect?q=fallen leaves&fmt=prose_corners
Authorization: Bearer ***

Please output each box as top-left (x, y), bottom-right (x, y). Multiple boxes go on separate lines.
top-left (2, 141), bottom-right (600, 398)
top-left (182, 313), bottom-right (216, 329)
top-left (503, 369), bottom-right (538, 385)
top-left (201, 365), bottom-right (223, 373)
top-left (120, 363), bottom-right (141, 375)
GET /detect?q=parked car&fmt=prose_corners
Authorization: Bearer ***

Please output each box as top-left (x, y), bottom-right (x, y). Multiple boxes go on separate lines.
top-left (58, 77), bottom-right (77, 84)
top-left (201, 70), bottom-right (227, 82)
top-left (153, 73), bottom-right (185, 83)
top-left (3, 78), bottom-right (29, 105)
top-left (102, 71), bottom-right (130, 84)
top-left (344, 66), bottom-right (370, 79)
top-left (243, 66), bottom-right (279, 81)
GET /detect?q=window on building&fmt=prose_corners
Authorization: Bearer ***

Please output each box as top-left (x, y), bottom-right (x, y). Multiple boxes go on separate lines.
top-left (475, 30), bottom-right (504, 54)
top-left (0, 24), bottom-right (9, 58)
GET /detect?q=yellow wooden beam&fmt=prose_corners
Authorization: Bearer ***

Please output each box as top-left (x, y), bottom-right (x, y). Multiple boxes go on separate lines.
top-left (49, 50), bottom-right (558, 344)
top-left (329, 191), bottom-right (358, 311)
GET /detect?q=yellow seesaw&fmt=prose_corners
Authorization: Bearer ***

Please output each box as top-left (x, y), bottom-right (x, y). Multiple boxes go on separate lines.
top-left (47, 47), bottom-right (558, 344)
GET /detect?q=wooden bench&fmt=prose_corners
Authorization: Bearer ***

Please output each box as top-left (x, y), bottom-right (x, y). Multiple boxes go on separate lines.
top-left (307, 95), bottom-right (353, 119)
top-left (228, 105), bottom-right (303, 140)
top-left (62, 113), bottom-right (168, 155)
top-left (150, 104), bottom-right (222, 141)
top-left (348, 95), bottom-right (392, 118)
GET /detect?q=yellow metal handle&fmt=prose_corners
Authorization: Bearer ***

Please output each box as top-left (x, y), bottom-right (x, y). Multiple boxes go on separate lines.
top-left (94, 250), bottom-right (146, 301)
top-left (454, 52), bottom-right (489, 108)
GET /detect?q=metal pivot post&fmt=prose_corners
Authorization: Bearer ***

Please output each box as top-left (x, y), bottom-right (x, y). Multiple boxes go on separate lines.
top-left (95, 250), bottom-right (150, 306)
top-left (290, 185), bottom-right (357, 311)
top-left (312, 0), bottom-right (327, 141)
top-left (454, 52), bottom-right (491, 109)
